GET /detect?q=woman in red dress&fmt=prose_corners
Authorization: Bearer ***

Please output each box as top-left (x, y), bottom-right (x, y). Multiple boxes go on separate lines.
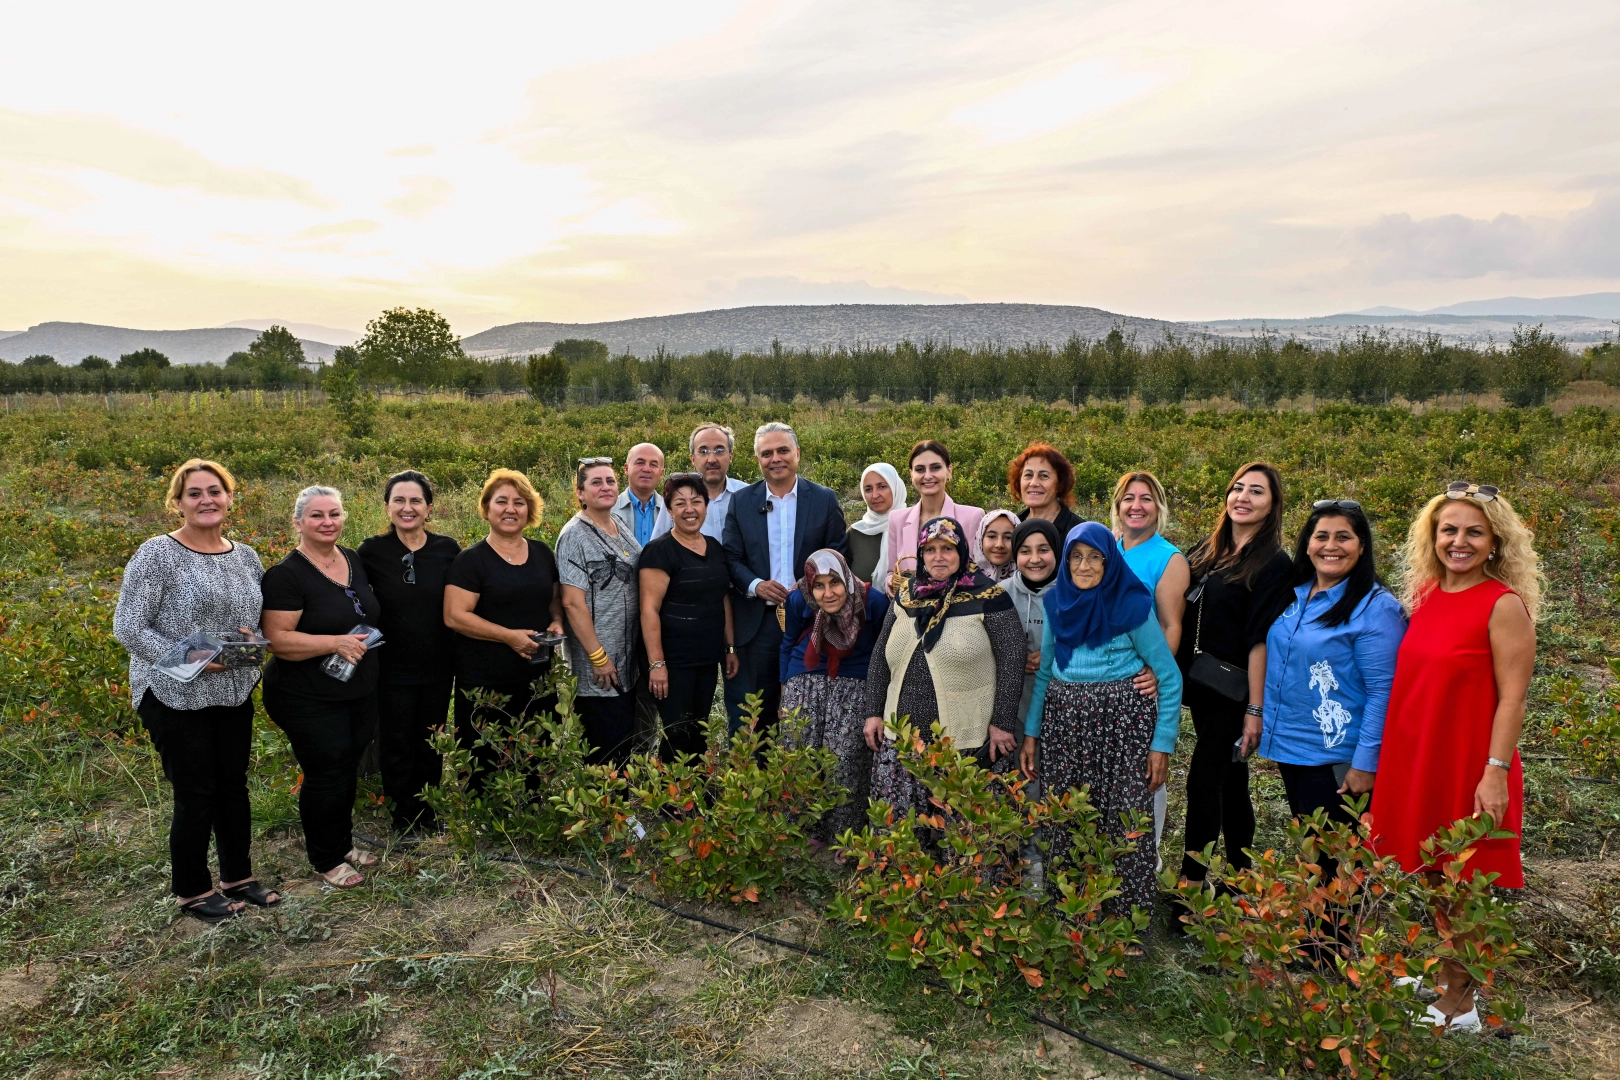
top-left (1371, 481), bottom-right (1540, 1031)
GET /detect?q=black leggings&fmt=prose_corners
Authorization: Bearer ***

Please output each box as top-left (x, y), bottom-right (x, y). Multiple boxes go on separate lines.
top-left (1181, 691), bottom-right (1255, 881)
top-left (656, 663), bottom-right (720, 760)
top-left (377, 677), bottom-right (452, 830)
top-left (263, 686), bottom-right (377, 874)
top-left (453, 677), bottom-right (558, 792)
top-left (138, 690), bottom-right (255, 897)
top-left (576, 693), bottom-right (635, 767)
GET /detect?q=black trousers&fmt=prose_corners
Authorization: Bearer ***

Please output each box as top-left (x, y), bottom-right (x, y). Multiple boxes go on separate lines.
top-left (723, 617), bottom-right (782, 734)
top-left (453, 677), bottom-right (557, 792)
top-left (657, 663), bottom-right (720, 760)
top-left (1278, 761), bottom-right (1363, 880)
top-left (576, 693), bottom-right (636, 767)
top-left (1180, 690), bottom-right (1255, 881)
top-left (263, 686), bottom-right (377, 874)
top-left (377, 676), bottom-right (452, 831)
top-left (138, 690), bottom-right (255, 897)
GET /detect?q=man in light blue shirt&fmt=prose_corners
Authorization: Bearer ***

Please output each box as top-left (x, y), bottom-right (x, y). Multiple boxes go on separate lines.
top-left (611, 442), bottom-right (665, 547)
top-left (653, 423), bottom-right (747, 541)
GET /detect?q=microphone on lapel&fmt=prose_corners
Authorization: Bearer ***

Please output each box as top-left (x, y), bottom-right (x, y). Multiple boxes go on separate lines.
top-left (759, 501), bottom-right (773, 514)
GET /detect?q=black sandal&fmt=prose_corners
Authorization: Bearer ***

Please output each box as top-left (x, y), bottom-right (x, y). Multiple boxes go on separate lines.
top-left (179, 891), bottom-right (244, 923)
top-left (221, 880), bottom-right (282, 908)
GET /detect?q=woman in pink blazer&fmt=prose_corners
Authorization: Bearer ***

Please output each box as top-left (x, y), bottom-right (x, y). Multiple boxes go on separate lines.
top-left (881, 440), bottom-right (985, 591)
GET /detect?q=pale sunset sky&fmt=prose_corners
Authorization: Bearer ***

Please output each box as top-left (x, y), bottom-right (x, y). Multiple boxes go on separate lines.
top-left (2, 0), bottom-right (1617, 334)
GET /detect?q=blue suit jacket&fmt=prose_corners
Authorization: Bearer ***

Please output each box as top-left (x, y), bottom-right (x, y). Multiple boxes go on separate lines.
top-left (722, 477), bottom-right (849, 646)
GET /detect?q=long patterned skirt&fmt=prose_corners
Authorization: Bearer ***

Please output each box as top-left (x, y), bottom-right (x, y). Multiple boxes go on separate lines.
top-left (1036, 678), bottom-right (1157, 930)
top-left (780, 673), bottom-right (871, 842)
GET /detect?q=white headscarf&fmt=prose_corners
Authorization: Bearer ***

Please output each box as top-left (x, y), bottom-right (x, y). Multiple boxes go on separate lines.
top-left (975, 508), bottom-right (1022, 581)
top-left (851, 462), bottom-right (906, 581)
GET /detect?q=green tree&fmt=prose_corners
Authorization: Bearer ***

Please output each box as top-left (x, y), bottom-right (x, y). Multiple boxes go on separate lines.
top-left (549, 338), bottom-right (610, 365)
top-left (357, 307), bottom-right (466, 386)
top-left (117, 348), bottom-right (170, 369)
top-left (1499, 323), bottom-right (1571, 407)
top-left (525, 352), bottom-right (569, 405)
top-left (21, 354), bottom-right (57, 367)
top-left (77, 355), bottom-right (111, 371)
top-left (246, 324), bottom-right (307, 387)
top-left (323, 345), bottom-right (376, 438)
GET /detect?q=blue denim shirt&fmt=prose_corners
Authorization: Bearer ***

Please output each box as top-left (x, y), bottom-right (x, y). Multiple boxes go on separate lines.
top-left (1259, 580), bottom-right (1406, 772)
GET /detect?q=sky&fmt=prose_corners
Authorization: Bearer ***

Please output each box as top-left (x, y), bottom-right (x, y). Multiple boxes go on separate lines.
top-left (2, 0), bottom-right (1618, 335)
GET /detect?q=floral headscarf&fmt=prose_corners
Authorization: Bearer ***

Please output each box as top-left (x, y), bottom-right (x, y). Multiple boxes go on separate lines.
top-left (896, 516), bottom-right (1005, 651)
top-left (799, 548), bottom-right (866, 678)
top-left (975, 508), bottom-right (1021, 582)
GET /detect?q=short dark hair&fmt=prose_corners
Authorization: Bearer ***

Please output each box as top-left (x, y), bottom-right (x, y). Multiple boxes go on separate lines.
top-left (383, 469), bottom-right (434, 505)
top-left (1291, 504), bottom-right (1384, 628)
top-left (909, 439), bottom-right (951, 468)
top-left (662, 473), bottom-right (709, 505)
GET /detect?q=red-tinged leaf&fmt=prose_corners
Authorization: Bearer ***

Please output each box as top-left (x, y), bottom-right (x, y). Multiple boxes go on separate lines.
top-left (1407, 924), bottom-right (1421, 944)
top-left (1339, 1046), bottom-right (1355, 1073)
top-left (1486, 1014), bottom-right (1504, 1028)
top-left (1302, 980), bottom-right (1320, 1000)
top-left (696, 841), bottom-right (713, 859)
top-left (739, 886), bottom-right (759, 902)
top-left (1320, 1037), bottom-right (1341, 1050)
top-left (992, 902), bottom-right (1007, 919)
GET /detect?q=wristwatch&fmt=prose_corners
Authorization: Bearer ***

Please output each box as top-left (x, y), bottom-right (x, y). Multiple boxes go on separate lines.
top-left (650, 660), bottom-right (667, 669)
top-left (1486, 756), bottom-right (1511, 770)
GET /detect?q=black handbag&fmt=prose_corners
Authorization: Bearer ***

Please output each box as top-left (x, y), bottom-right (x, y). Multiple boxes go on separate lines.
top-left (1187, 574), bottom-right (1249, 701)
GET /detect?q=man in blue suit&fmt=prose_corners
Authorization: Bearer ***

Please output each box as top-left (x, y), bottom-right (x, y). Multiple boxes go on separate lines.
top-left (722, 421), bottom-right (848, 732)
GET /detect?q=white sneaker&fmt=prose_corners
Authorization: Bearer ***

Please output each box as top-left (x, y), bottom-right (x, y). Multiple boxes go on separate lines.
top-left (1415, 1003), bottom-right (1480, 1033)
top-left (1394, 975), bottom-right (1442, 1002)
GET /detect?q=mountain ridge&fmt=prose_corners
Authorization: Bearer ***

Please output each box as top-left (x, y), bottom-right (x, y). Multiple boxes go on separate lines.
top-left (0, 322), bottom-right (340, 366)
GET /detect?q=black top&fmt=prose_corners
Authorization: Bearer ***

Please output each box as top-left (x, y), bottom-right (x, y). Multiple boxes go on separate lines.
top-left (845, 529), bottom-right (882, 583)
top-left (357, 531), bottom-right (461, 684)
top-left (637, 531), bottom-right (729, 667)
top-left (1018, 504), bottom-right (1083, 540)
top-left (1177, 545), bottom-right (1295, 672)
top-left (446, 538), bottom-right (560, 687)
top-left (260, 548), bottom-right (382, 699)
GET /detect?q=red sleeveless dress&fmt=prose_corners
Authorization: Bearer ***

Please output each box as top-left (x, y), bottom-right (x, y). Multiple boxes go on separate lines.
top-left (1369, 579), bottom-right (1524, 888)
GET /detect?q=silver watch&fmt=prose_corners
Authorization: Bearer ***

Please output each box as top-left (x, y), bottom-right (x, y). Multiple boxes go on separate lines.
top-left (1486, 756), bottom-right (1511, 770)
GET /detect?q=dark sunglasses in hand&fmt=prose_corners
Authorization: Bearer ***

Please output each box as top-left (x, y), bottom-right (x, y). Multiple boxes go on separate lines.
top-left (1444, 481), bottom-right (1499, 502)
top-left (401, 549), bottom-right (416, 585)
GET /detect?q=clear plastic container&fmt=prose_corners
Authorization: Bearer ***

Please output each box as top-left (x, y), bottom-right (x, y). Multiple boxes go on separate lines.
top-left (320, 624), bottom-right (384, 682)
top-left (154, 630), bottom-right (272, 684)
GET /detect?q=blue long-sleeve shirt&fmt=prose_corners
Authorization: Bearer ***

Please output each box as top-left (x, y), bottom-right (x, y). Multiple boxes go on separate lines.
top-left (1258, 580), bottom-right (1407, 772)
top-left (1024, 614), bottom-right (1184, 754)
top-left (779, 587), bottom-right (890, 683)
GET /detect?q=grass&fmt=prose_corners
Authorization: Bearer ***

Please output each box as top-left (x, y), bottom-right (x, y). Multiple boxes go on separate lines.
top-left (1, 395), bottom-right (1618, 1077)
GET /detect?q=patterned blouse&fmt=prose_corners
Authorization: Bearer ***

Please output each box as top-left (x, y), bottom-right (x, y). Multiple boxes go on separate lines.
top-left (113, 534), bottom-right (265, 711)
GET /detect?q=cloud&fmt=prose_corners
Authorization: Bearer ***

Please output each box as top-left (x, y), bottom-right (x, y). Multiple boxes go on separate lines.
top-left (1354, 195), bottom-right (1620, 282)
top-left (952, 60), bottom-right (1165, 142)
top-left (385, 176), bottom-right (454, 218)
top-left (299, 220), bottom-right (381, 238)
top-left (386, 144), bottom-right (436, 157)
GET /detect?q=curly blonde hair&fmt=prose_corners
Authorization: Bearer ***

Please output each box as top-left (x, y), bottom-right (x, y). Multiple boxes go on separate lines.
top-left (1399, 490), bottom-right (1542, 620)
top-left (480, 468), bottom-right (543, 527)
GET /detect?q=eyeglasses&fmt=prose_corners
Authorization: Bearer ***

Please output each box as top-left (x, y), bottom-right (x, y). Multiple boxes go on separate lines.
top-left (1068, 550), bottom-right (1107, 568)
top-left (401, 550), bottom-right (416, 585)
top-left (1444, 482), bottom-right (1499, 502)
top-left (343, 587), bottom-right (366, 617)
top-left (1312, 499), bottom-right (1362, 511)
top-left (578, 456), bottom-right (613, 466)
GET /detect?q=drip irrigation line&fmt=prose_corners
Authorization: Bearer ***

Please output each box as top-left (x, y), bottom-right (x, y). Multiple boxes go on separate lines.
top-left (352, 832), bottom-right (1206, 1080)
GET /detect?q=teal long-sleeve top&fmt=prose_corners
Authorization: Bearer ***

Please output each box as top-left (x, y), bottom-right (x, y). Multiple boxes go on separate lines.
top-left (1024, 614), bottom-right (1184, 753)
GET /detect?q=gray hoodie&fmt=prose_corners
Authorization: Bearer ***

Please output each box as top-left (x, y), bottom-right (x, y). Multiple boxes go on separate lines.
top-left (1002, 570), bottom-right (1056, 722)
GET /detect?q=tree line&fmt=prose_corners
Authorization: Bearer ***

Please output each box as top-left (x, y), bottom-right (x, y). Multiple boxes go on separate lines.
top-left (5, 306), bottom-right (1615, 408)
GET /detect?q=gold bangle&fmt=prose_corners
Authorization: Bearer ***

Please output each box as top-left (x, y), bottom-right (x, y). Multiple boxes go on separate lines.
top-left (587, 647), bottom-right (609, 667)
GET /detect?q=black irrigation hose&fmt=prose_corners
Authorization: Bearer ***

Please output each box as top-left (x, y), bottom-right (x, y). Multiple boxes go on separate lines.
top-left (353, 832), bottom-right (1206, 1080)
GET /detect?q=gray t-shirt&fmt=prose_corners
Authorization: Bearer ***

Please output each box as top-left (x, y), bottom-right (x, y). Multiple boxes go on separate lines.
top-left (555, 513), bottom-right (642, 697)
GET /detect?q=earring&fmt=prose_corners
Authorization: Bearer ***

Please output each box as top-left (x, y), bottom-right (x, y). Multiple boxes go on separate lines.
top-left (1487, 550), bottom-right (1496, 560)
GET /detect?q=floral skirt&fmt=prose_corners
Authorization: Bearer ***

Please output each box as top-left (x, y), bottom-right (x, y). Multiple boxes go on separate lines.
top-left (1036, 678), bottom-right (1157, 926)
top-left (780, 673), bottom-right (871, 841)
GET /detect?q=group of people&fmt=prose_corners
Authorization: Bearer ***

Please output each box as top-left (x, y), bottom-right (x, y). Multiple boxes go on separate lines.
top-left (115, 424), bottom-right (1542, 1030)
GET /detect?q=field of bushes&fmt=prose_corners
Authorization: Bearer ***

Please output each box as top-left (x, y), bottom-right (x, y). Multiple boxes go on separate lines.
top-left (2, 393), bottom-right (1620, 1079)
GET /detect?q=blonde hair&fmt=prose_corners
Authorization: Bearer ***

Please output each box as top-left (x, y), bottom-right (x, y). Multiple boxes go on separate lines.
top-left (293, 485), bottom-right (343, 521)
top-left (1399, 491), bottom-right (1542, 620)
top-left (480, 468), bottom-right (542, 527)
top-left (165, 458), bottom-right (236, 514)
top-left (1109, 470), bottom-right (1171, 533)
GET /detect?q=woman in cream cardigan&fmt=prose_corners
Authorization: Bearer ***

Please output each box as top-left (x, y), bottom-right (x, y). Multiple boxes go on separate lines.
top-left (862, 516), bottom-right (1026, 815)
top-left (880, 440), bottom-right (984, 590)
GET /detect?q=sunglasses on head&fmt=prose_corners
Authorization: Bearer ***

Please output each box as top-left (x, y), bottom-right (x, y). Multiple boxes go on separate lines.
top-left (578, 456), bottom-right (613, 466)
top-left (401, 549), bottom-right (416, 585)
top-left (1444, 482), bottom-right (1499, 502)
top-left (1312, 499), bottom-right (1362, 512)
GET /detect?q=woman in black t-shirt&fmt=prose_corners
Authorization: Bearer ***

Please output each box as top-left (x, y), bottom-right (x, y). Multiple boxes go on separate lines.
top-left (261, 485), bottom-right (383, 890)
top-left (638, 474), bottom-right (737, 759)
top-left (443, 470), bottom-right (564, 789)
top-left (1174, 462), bottom-right (1295, 889)
top-left (357, 470), bottom-right (460, 836)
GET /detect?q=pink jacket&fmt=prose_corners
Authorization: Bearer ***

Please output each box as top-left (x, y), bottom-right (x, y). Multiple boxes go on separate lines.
top-left (881, 496), bottom-right (985, 592)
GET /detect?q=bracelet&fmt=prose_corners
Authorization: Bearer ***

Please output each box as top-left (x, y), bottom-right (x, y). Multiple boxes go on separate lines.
top-left (1486, 756), bottom-right (1511, 770)
top-left (1244, 704), bottom-right (1263, 717)
top-left (725, 645), bottom-right (736, 654)
top-left (650, 660), bottom-right (667, 669)
top-left (587, 646), bottom-right (608, 667)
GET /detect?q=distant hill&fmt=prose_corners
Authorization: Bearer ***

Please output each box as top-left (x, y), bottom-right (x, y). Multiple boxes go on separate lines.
top-left (221, 320), bottom-right (362, 347)
top-left (1194, 311), bottom-right (1613, 346)
top-left (0, 330), bottom-right (22, 342)
top-left (1354, 293), bottom-right (1620, 319)
top-left (460, 303), bottom-right (1179, 358)
top-left (0, 323), bottom-right (341, 366)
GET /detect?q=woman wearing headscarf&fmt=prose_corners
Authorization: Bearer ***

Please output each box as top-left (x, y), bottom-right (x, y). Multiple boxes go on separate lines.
top-left (862, 517), bottom-right (1026, 816)
top-left (779, 549), bottom-right (891, 840)
top-left (1019, 522), bottom-right (1183, 942)
top-left (976, 509), bottom-right (1020, 583)
top-left (847, 463), bottom-right (905, 584)
top-left (1004, 518), bottom-right (1062, 722)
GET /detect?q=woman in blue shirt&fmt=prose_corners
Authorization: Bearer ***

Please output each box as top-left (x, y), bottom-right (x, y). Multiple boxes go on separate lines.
top-left (1259, 501), bottom-right (1405, 828)
top-left (1019, 522), bottom-right (1183, 942)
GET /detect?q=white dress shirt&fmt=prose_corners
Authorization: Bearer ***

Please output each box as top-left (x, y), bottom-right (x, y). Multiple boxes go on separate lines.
top-left (654, 475), bottom-right (747, 541)
top-left (748, 482), bottom-right (799, 599)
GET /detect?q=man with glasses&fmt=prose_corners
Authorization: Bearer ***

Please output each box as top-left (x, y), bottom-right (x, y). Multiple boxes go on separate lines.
top-left (654, 424), bottom-right (748, 541)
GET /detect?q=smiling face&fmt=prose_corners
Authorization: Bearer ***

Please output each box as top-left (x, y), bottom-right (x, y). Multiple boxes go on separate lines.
top-left (1117, 480), bottom-right (1160, 536)
top-left (1067, 542), bottom-right (1106, 590)
top-left (1226, 470), bottom-right (1274, 531)
top-left (485, 484), bottom-right (530, 538)
top-left (577, 465), bottom-right (619, 512)
top-left (626, 443), bottom-right (665, 500)
top-left (1019, 456), bottom-right (1057, 511)
top-left (911, 451), bottom-right (950, 500)
top-left (296, 495), bottom-right (344, 547)
top-left (862, 472), bottom-right (894, 514)
top-left (1434, 500), bottom-right (1495, 578)
top-left (691, 428), bottom-right (734, 489)
top-left (810, 571), bottom-right (848, 615)
top-left (920, 536), bottom-right (960, 581)
top-left (1307, 514), bottom-right (1362, 585)
top-left (177, 469), bottom-right (232, 530)
top-left (387, 481), bottom-right (429, 533)
top-left (755, 431), bottom-right (800, 486)
top-left (981, 517), bottom-right (1015, 567)
top-left (667, 484), bottom-right (708, 535)
top-left (1016, 534), bottom-right (1055, 581)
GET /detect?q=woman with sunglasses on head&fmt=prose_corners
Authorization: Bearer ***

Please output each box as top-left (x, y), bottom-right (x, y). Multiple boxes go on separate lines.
top-left (1371, 483), bottom-right (1539, 1031)
top-left (879, 441), bottom-right (984, 590)
top-left (1175, 462), bottom-right (1294, 890)
top-left (443, 469), bottom-right (565, 789)
top-left (357, 471), bottom-right (461, 837)
top-left (261, 486), bottom-right (384, 890)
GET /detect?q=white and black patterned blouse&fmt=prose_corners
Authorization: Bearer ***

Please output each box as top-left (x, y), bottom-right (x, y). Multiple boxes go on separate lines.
top-left (113, 534), bottom-right (266, 711)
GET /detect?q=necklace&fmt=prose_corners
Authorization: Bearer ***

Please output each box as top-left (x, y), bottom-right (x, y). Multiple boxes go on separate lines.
top-left (673, 529), bottom-right (705, 555)
top-left (489, 535), bottom-right (527, 565)
top-left (584, 514), bottom-right (631, 558)
top-left (296, 545), bottom-right (347, 583)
